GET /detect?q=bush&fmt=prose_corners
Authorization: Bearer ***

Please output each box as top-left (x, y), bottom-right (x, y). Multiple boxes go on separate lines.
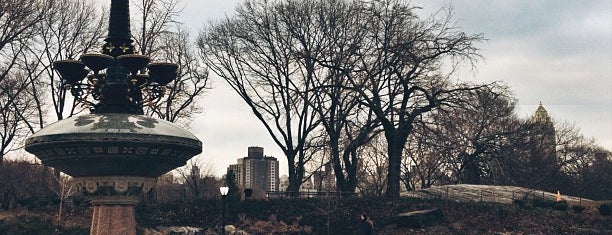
top-left (0, 215), bottom-right (88, 235)
top-left (598, 204), bottom-right (611, 216)
top-left (531, 198), bottom-right (556, 209)
top-left (0, 215), bottom-right (55, 235)
top-left (571, 205), bottom-right (585, 214)
top-left (512, 199), bottom-right (526, 206)
top-left (137, 197), bottom-right (419, 234)
top-left (552, 200), bottom-right (568, 211)
top-left (0, 161), bottom-right (57, 210)
top-left (60, 227), bottom-right (89, 235)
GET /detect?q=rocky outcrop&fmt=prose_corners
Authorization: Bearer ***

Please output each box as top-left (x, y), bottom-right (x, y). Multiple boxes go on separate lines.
top-left (140, 225), bottom-right (249, 235)
top-left (141, 226), bottom-right (203, 235)
top-left (395, 208), bottom-right (444, 228)
top-left (403, 184), bottom-right (593, 205)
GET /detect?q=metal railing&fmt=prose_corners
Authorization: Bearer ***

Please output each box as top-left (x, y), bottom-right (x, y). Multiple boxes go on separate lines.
top-left (404, 185), bottom-right (592, 206)
top-left (266, 191), bottom-right (356, 199)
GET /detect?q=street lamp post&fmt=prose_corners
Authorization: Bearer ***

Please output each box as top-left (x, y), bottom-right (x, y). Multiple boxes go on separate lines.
top-left (220, 185), bottom-right (229, 235)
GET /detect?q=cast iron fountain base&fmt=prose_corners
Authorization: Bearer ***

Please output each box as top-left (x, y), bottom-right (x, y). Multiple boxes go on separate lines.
top-left (25, 113), bottom-right (202, 235)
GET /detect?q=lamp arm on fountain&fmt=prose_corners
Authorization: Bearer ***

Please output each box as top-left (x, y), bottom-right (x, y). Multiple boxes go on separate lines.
top-left (51, 0), bottom-right (180, 115)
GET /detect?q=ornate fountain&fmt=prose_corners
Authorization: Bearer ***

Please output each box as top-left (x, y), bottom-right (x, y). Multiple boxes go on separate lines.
top-left (23, 1), bottom-right (202, 234)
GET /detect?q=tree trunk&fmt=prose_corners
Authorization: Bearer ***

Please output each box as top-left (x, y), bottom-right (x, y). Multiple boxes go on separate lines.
top-left (332, 145), bottom-right (359, 195)
top-left (461, 153), bottom-right (481, 184)
top-left (58, 198), bottom-right (63, 222)
top-left (330, 139), bottom-right (346, 191)
top-left (286, 156), bottom-right (303, 195)
top-left (386, 136), bottom-right (404, 198)
top-left (342, 150), bottom-right (359, 195)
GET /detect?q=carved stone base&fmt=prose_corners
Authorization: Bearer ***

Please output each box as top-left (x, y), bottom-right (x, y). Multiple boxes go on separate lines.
top-left (73, 176), bottom-right (156, 205)
top-left (90, 204), bottom-right (137, 235)
top-left (73, 176), bottom-right (157, 235)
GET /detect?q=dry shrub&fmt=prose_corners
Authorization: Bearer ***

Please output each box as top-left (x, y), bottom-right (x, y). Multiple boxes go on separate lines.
top-left (236, 213), bottom-right (312, 234)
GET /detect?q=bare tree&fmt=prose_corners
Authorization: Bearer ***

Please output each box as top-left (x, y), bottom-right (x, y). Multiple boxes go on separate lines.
top-left (1, 1), bottom-right (104, 164)
top-left (504, 120), bottom-right (611, 199)
top-left (357, 135), bottom-right (388, 197)
top-left (344, 1), bottom-right (484, 197)
top-left (569, 146), bottom-right (611, 200)
top-left (199, 0), bottom-right (323, 192)
top-left (175, 158), bottom-right (220, 200)
top-left (0, 73), bottom-right (37, 162)
top-left (402, 118), bottom-right (448, 190)
top-left (147, 27), bottom-right (209, 124)
top-left (496, 119), bottom-right (558, 189)
top-left (0, 160), bottom-right (55, 209)
top-left (0, 0), bottom-right (47, 163)
top-left (132, 0), bottom-right (209, 125)
top-left (2, 3), bottom-right (105, 219)
top-left (0, 0), bottom-right (44, 52)
top-left (24, 0), bottom-right (105, 124)
top-left (430, 84), bottom-right (517, 185)
top-left (132, 0), bottom-right (180, 57)
top-left (302, 134), bottom-right (331, 190)
top-left (51, 173), bottom-right (76, 222)
top-left (304, 0), bottom-right (381, 195)
top-left (2, 0), bottom-right (106, 193)
top-left (144, 173), bottom-right (184, 204)
top-left (200, 0), bottom-right (483, 197)
top-left (555, 122), bottom-right (592, 172)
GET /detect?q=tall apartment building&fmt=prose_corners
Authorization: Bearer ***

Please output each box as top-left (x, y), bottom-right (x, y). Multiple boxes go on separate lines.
top-left (228, 147), bottom-right (279, 193)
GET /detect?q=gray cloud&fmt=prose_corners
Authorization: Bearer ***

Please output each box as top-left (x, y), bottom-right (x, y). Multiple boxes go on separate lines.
top-left (414, 0), bottom-right (611, 148)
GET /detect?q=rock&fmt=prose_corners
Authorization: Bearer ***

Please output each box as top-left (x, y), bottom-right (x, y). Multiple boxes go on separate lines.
top-left (141, 228), bottom-right (164, 235)
top-left (231, 230), bottom-right (249, 235)
top-left (141, 226), bottom-right (204, 235)
top-left (202, 228), bottom-right (218, 235)
top-left (572, 227), bottom-right (612, 234)
top-left (225, 224), bottom-right (236, 233)
top-left (395, 208), bottom-right (444, 228)
top-left (222, 225), bottom-right (249, 235)
top-left (493, 232), bottom-right (512, 235)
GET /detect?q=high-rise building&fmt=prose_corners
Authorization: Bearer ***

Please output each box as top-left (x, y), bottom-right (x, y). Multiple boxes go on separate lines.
top-left (530, 102), bottom-right (557, 163)
top-left (227, 162), bottom-right (242, 186)
top-left (312, 162), bottom-right (336, 192)
top-left (228, 147), bottom-right (279, 193)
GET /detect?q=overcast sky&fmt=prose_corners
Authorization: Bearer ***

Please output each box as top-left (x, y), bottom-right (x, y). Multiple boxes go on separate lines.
top-left (172, 0), bottom-right (612, 176)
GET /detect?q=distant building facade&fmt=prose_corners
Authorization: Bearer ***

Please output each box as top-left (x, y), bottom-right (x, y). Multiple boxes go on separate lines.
top-left (279, 175), bottom-right (289, 191)
top-left (312, 162), bottom-right (336, 192)
top-left (530, 102), bottom-right (557, 163)
top-left (228, 147), bottom-right (279, 194)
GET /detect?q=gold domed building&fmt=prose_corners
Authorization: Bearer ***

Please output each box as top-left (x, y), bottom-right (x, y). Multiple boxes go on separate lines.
top-left (530, 102), bottom-right (557, 164)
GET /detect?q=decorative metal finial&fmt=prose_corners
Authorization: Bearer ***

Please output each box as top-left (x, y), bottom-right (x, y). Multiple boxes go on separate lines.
top-left (51, 0), bottom-right (179, 115)
top-left (104, 0), bottom-right (134, 56)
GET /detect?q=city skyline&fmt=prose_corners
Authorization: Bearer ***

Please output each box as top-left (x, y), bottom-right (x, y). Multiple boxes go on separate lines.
top-left (178, 0), bottom-right (611, 176)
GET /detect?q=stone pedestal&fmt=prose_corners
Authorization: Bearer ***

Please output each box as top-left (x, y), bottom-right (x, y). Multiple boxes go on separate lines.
top-left (91, 204), bottom-right (137, 235)
top-left (74, 176), bottom-right (157, 235)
